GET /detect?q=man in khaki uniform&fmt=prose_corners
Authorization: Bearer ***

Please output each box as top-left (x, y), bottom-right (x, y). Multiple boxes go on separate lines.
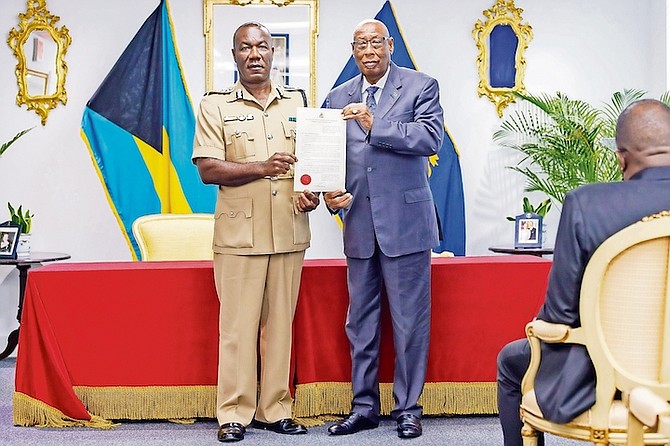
top-left (192, 22), bottom-right (319, 443)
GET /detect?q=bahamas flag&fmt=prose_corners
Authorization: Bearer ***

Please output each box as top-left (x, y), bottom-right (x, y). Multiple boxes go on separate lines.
top-left (81, 0), bottom-right (215, 259)
top-left (328, 1), bottom-right (466, 255)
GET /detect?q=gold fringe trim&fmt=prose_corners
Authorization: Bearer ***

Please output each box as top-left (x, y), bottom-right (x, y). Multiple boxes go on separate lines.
top-left (16, 382), bottom-right (496, 427)
top-left (73, 385), bottom-right (217, 421)
top-left (293, 382), bottom-right (498, 418)
top-left (13, 392), bottom-right (116, 429)
top-left (167, 418), bottom-right (196, 424)
top-left (292, 382), bottom-right (354, 418)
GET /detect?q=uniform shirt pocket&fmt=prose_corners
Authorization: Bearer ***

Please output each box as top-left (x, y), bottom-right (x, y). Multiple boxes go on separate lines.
top-left (214, 197), bottom-right (253, 248)
top-left (223, 122), bottom-right (256, 161)
top-left (281, 121), bottom-right (297, 154)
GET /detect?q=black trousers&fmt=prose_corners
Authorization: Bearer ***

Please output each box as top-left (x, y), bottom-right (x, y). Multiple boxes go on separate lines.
top-left (497, 339), bottom-right (545, 446)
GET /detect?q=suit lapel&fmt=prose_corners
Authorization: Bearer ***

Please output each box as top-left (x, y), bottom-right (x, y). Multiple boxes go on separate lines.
top-left (376, 63), bottom-right (401, 119)
top-left (346, 76), bottom-right (366, 133)
top-left (347, 77), bottom-right (364, 104)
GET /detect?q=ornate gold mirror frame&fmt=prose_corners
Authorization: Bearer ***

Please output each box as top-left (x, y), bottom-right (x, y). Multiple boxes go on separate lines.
top-left (204, 0), bottom-right (319, 106)
top-left (7, 0), bottom-right (71, 125)
top-left (473, 0), bottom-right (532, 117)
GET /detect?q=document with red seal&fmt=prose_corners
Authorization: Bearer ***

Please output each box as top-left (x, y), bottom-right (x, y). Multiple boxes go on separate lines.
top-left (294, 107), bottom-right (346, 192)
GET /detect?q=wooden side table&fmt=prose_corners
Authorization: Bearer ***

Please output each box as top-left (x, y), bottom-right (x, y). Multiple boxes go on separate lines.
top-left (0, 252), bottom-right (70, 360)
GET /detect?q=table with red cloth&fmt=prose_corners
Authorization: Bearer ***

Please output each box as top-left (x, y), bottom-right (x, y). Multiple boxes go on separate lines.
top-left (292, 256), bottom-right (550, 417)
top-left (13, 256), bottom-right (551, 427)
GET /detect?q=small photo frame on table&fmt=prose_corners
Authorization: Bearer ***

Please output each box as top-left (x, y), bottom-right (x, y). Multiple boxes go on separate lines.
top-left (514, 213), bottom-right (543, 249)
top-left (0, 222), bottom-right (21, 259)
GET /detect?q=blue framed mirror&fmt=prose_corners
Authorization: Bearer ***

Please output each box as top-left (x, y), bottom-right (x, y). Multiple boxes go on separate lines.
top-left (473, 0), bottom-right (532, 117)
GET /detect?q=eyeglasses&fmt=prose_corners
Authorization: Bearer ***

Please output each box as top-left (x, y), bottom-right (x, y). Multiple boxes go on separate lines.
top-left (351, 37), bottom-right (387, 51)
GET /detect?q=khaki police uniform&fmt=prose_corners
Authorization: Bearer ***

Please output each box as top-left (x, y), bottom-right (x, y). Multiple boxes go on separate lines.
top-left (192, 81), bottom-right (310, 426)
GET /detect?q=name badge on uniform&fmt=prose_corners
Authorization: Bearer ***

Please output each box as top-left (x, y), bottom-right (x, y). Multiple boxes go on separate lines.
top-left (223, 114), bottom-right (255, 122)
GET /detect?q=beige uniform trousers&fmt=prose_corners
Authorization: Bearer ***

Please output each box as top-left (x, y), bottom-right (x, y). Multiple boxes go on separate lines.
top-left (214, 250), bottom-right (304, 425)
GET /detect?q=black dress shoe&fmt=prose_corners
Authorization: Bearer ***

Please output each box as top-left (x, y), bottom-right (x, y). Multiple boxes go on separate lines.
top-left (218, 422), bottom-right (246, 442)
top-left (328, 412), bottom-right (379, 435)
top-left (252, 418), bottom-right (307, 434)
top-left (396, 414), bottom-right (422, 438)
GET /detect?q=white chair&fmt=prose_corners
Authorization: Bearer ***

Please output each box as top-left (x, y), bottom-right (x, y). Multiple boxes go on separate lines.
top-left (519, 211), bottom-right (670, 445)
top-left (131, 213), bottom-right (215, 261)
top-left (627, 387), bottom-right (670, 446)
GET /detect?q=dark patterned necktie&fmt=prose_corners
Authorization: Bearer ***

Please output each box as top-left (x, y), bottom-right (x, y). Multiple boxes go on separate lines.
top-left (365, 86), bottom-right (379, 115)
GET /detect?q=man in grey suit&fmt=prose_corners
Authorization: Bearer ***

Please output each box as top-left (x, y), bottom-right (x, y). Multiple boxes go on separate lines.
top-left (497, 98), bottom-right (670, 446)
top-left (323, 19), bottom-right (444, 439)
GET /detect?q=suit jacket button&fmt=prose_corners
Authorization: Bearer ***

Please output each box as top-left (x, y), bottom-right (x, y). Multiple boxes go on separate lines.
top-left (272, 190), bottom-right (277, 196)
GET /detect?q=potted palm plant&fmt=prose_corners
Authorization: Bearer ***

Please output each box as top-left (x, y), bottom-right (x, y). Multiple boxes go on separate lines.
top-left (493, 89), bottom-right (659, 207)
top-left (493, 89), bottom-right (670, 248)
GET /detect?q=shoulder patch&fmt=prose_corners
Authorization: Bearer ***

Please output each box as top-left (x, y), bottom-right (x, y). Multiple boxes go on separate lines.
top-left (282, 86), bottom-right (307, 107)
top-left (204, 86), bottom-right (234, 96)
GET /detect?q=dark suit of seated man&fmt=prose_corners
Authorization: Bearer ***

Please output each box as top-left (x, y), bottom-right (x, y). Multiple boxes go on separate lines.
top-left (497, 98), bottom-right (670, 446)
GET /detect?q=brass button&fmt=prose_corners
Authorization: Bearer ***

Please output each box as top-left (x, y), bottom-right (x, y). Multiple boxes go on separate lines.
top-left (228, 211), bottom-right (235, 216)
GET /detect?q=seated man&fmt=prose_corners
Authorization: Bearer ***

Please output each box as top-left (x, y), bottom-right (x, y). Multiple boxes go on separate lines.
top-left (497, 98), bottom-right (670, 446)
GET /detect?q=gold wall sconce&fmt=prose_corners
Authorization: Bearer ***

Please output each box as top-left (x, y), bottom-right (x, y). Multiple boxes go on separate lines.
top-left (473, 0), bottom-right (532, 117)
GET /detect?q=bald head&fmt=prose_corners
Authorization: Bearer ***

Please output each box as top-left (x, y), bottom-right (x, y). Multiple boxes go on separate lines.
top-left (615, 99), bottom-right (670, 179)
top-left (232, 21), bottom-right (271, 48)
top-left (353, 19), bottom-right (390, 38)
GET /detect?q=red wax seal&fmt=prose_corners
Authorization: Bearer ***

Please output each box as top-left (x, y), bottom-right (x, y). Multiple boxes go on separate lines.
top-left (300, 174), bottom-right (311, 185)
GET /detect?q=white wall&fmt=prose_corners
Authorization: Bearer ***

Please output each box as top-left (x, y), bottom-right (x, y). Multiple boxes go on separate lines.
top-left (0, 0), bottom-right (666, 352)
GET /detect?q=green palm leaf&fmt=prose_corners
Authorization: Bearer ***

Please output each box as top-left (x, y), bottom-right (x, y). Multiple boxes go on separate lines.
top-left (0, 128), bottom-right (33, 157)
top-left (495, 90), bottom-right (638, 206)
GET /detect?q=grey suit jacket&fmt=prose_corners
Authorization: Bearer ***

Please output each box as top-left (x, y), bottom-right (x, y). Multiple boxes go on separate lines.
top-left (324, 63), bottom-right (444, 258)
top-left (534, 166), bottom-right (670, 423)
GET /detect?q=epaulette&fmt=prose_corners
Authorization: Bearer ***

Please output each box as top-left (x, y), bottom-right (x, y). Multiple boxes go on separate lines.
top-left (280, 85), bottom-right (307, 107)
top-left (204, 86), bottom-right (235, 96)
